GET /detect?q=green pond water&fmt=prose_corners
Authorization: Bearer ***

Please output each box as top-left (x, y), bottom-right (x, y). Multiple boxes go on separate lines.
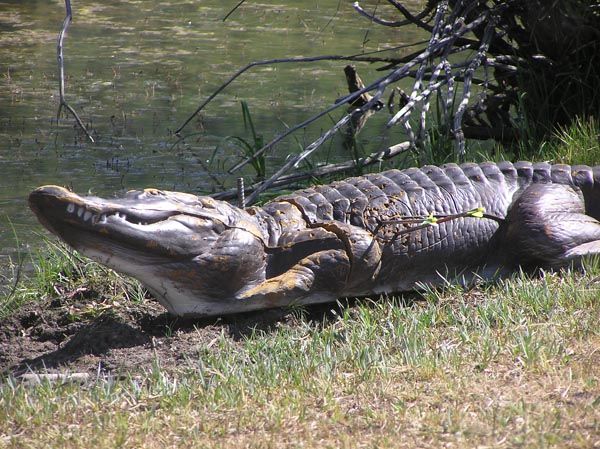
top-left (0, 0), bottom-right (425, 266)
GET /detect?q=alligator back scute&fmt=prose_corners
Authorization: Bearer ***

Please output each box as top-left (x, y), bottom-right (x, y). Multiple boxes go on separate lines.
top-left (266, 161), bottom-right (600, 255)
top-left (421, 165), bottom-right (458, 196)
top-left (576, 165), bottom-right (600, 221)
top-left (514, 161), bottom-right (535, 185)
top-left (307, 184), bottom-right (347, 222)
top-left (306, 190), bottom-right (334, 222)
top-left (569, 165), bottom-right (593, 189)
top-left (550, 164), bottom-right (572, 184)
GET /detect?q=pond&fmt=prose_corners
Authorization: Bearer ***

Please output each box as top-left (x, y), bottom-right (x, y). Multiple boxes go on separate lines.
top-left (0, 0), bottom-right (426, 269)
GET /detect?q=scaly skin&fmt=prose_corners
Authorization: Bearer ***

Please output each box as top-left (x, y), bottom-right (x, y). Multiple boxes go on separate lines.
top-left (29, 161), bottom-right (600, 316)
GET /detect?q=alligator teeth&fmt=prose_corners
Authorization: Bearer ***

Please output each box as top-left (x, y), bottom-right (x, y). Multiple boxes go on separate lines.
top-left (83, 211), bottom-right (92, 222)
top-left (100, 214), bottom-right (107, 224)
top-left (91, 214), bottom-right (99, 225)
top-left (67, 203), bottom-right (75, 214)
top-left (77, 207), bottom-right (84, 218)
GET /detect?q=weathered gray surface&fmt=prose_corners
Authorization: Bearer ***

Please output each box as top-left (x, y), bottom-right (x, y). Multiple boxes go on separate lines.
top-left (29, 162), bottom-right (600, 316)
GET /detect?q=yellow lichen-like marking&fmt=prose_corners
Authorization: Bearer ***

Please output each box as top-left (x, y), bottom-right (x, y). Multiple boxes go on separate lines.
top-left (199, 197), bottom-right (217, 208)
top-left (238, 272), bottom-right (308, 301)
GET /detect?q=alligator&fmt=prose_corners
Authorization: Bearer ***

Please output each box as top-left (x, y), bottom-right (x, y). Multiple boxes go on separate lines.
top-left (29, 161), bottom-right (600, 317)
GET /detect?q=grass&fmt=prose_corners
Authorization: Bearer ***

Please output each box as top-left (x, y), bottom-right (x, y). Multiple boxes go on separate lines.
top-left (538, 117), bottom-right (600, 166)
top-left (0, 244), bottom-right (599, 447)
top-left (0, 237), bottom-right (147, 322)
top-left (223, 100), bottom-right (266, 181)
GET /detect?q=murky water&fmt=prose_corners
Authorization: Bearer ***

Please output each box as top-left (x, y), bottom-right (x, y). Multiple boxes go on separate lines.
top-left (0, 0), bottom-right (425, 264)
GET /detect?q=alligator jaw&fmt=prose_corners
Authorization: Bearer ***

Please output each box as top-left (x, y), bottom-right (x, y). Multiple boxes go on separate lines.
top-left (29, 185), bottom-right (210, 260)
top-left (29, 185), bottom-right (271, 316)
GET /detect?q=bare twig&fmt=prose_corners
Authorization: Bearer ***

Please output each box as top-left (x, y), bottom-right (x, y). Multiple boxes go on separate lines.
top-left (175, 53), bottom-right (403, 136)
top-left (352, 1), bottom-right (413, 27)
top-left (400, 2), bottom-right (447, 144)
top-left (343, 65), bottom-right (383, 135)
top-left (236, 177), bottom-right (246, 208)
top-left (373, 208), bottom-right (504, 244)
top-left (452, 12), bottom-right (498, 156)
top-left (211, 141), bottom-right (412, 201)
top-left (352, 0), bottom-right (435, 31)
top-left (387, 9), bottom-right (490, 127)
top-left (57, 0), bottom-right (94, 142)
top-left (222, 0), bottom-right (246, 21)
top-left (244, 111), bottom-right (356, 205)
top-left (386, 0), bottom-right (436, 30)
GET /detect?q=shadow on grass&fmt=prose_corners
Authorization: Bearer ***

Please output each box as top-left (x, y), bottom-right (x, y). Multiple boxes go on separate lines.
top-left (3, 293), bottom-right (421, 376)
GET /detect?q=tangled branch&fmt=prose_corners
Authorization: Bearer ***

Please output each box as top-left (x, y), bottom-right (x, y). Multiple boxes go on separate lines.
top-left (174, 0), bottom-right (599, 205)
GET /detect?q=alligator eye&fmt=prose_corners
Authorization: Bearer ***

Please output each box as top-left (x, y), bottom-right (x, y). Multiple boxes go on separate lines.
top-left (125, 190), bottom-right (146, 199)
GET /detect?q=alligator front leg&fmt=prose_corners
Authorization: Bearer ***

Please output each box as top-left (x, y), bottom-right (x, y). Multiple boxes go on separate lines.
top-left (237, 248), bottom-right (351, 305)
top-left (236, 221), bottom-right (381, 307)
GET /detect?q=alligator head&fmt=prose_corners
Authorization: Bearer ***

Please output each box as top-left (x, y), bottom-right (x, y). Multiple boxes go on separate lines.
top-left (29, 186), bottom-right (270, 316)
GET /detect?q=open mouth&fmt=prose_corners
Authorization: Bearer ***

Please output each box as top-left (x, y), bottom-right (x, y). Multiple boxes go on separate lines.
top-left (61, 200), bottom-right (178, 228)
top-left (30, 185), bottom-right (180, 224)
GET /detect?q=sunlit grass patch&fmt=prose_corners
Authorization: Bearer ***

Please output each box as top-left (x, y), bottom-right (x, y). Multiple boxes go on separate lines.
top-left (531, 116), bottom-right (600, 165)
top-left (0, 238), bottom-right (147, 322)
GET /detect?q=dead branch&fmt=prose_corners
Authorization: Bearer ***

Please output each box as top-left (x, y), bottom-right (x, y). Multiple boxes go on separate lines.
top-left (181, 1), bottom-right (598, 203)
top-left (227, 11), bottom-right (489, 176)
top-left (212, 141), bottom-right (412, 202)
top-left (343, 65), bottom-right (383, 136)
top-left (57, 0), bottom-right (94, 142)
top-left (175, 53), bottom-right (404, 136)
top-left (352, 0), bottom-right (435, 31)
top-left (222, 0), bottom-right (247, 21)
top-left (244, 111), bottom-right (356, 205)
top-left (452, 13), bottom-right (498, 156)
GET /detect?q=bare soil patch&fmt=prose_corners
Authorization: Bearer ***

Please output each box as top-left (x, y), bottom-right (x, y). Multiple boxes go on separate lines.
top-left (0, 295), bottom-right (311, 377)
